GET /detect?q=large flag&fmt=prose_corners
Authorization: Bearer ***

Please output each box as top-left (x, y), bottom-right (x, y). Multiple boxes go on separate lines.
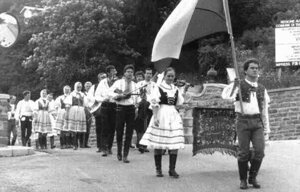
top-left (151, 0), bottom-right (227, 72)
top-left (151, 0), bottom-right (198, 62)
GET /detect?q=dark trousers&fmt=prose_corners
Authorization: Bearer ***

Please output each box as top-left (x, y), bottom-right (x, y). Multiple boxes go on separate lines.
top-left (135, 105), bottom-right (152, 148)
top-left (236, 115), bottom-right (265, 162)
top-left (83, 117), bottom-right (92, 147)
top-left (20, 116), bottom-right (32, 146)
top-left (101, 102), bottom-right (116, 151)
top-left (95, 115), bottom-right (103, 149)
top-left (7, 119), bottom-right (17, 145)
top-left (116, 105), bottom-right (135, 157)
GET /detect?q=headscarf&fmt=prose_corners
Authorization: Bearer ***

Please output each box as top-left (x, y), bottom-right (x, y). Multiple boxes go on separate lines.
top-left (72, 82), bottom-right (83, 98)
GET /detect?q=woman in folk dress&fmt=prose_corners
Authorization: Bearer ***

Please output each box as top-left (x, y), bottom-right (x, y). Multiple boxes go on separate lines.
top-left (55, 85), bottom-right (71, 149)
top-left (65, 82), bottom-right (87, 150)
top-left (47, 93), bottom-right (57, 149)
top-left (140, 67), bottom-right (185, 178)
top-left (33, 89), bottom-right (52, 149)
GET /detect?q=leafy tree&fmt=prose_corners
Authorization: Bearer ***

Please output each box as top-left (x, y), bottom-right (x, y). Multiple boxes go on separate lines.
top-left (23, 0), bottom-right (138, 94)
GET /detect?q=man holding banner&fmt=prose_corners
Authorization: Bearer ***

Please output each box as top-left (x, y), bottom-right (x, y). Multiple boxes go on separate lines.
top-left (222, 58), bottom-right (270, 190)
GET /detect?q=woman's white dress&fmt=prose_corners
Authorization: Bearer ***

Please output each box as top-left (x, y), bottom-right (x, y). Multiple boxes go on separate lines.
top-left (140, 82), bottom-right (185, 150)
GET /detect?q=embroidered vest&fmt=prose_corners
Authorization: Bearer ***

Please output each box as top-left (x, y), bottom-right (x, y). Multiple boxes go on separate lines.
top-left (60, 96), bottom-right (66, 109)
top-left (235, 79), bottom-right (265, 112)
top-left (38, 100), bottom-right (49, 111)
top-left (72, 95), bottom-right (84, 106)
top-left (158, 87), bottom-right (178, 106)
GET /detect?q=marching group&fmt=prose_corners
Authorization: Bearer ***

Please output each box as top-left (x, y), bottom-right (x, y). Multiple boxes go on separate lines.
top-left (7, 64), bottom-right (187, 178)
top-left (7, 59), bottom-right (269, 189)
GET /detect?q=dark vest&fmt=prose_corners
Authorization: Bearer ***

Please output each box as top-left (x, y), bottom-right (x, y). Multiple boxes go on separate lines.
top-left (158, 87), bottom-right (178, 106)
top-left (72, 95), bottom-right (84, 106)
top-left (38, 100), bottom-right (49, 111)
top-left (60, 96), bottom-right (66, 109)
top-left (235, 79), bottom-right (265, 112)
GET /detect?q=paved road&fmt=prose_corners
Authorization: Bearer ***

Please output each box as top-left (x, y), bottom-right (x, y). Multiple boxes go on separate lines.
top-left (0, 140), bottom-right (299, 192)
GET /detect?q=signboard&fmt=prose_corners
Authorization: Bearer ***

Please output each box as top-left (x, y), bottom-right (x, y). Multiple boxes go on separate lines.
top-left (275, 19), bottom-right (300, 67)
top-left (192, 108), bottom-right (237, 157)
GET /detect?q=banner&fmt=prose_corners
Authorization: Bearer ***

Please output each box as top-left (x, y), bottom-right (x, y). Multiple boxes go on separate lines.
top-left (193, 108), bottom-right (238, 157)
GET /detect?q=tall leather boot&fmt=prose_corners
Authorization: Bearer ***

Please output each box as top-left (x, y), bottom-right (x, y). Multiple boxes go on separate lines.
top-left (137, 133), bottom-right (144, 153)
top-left (22, 137), bottom-right (26, 146)
top-left (248, 159), bottom-right (262, 188)
top-left (117, 141), bottom-right (122, 161)
top-left (238, 161), bottom-right (248, 189)
top-left (11, 137), bottom-right (16, 146)
top-left (43, 135), bottom-right (47, 149)
top-left (169, 154), bottom-right (179, 178)
top-left (35, 139), bottom-right (40, 150)
top-left (73, 133), bottom-right (78, 150)
top-left (60, 134), bottom-right (66, 149)
top-left (154, 155), bottom-right (163, 177)
top-left (27, 139), bottom-right (31, 147)
top-left (39, 136), bottom-right (43, 149)
top-left (50, 136), bottom-right (56, 149)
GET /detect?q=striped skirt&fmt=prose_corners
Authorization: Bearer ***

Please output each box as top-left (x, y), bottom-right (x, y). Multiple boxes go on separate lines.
top-left (140, 105), bottom-right (185, 150)
top-left (33, 110), bottom-right (52, 133)
top-left (65, 106), bottom-right (86, 132)
top-left (55, 109), bottom-right (67, 131)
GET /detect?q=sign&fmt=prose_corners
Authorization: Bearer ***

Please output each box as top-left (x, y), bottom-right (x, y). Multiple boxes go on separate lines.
top-left (275, 19), bottom-right (300, 67)
top-left (192, 108), bottom-right (237, 157)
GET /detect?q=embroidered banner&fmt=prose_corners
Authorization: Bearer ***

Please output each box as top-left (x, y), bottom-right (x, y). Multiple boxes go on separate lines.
top-left (192, 107), bottom-right (238, 157)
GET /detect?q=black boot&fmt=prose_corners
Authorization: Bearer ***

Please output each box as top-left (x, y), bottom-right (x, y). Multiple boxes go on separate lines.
top-left (27, 139), bottom-right (31, 147)
top-left (248, 159), bottom-right (262, 188)
top-left (22, 137), bottom-right (26, 146)
top-left (238, 161), bottom-right (248, 189)
top-left (50, 136), bottom-right (56, 149)
top-left (73, 133), bottom-right (78, 150)
top-left (38, 136), bottom-right (44, 149)
top-left (43, 135), bottom-right (47, 149)
top-left (169, 154), bottom-right (179, 178)
top-left (154, 155), bottom-right (163, 177)
top-left (35, 139), bottom-right (40, 150)
top-left (60, 134), bottom-right (65, 149)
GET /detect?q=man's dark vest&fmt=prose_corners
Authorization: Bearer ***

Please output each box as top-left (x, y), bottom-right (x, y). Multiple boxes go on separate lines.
top-left (235, 79), bottom-right (265, 112)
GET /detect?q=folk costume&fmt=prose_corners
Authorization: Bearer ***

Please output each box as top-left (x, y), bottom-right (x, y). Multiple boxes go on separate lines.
top-left (55, 94), bottom-right (69, 148)
top-left (95, 77), bottom-right (118, 156)
top-left (33, 91), bottom-right (52, 149)
top-left (48, 98), bottom-right (57, 149)
top-left (7, 102), bottom-right (17, 145)
top-left (222, 78), bottom-right (270, 189)
top-left (15, 97), bottom-right (35, 146)
top-left (140, 81), bottom-right (185, 178)
top-left (65, 83), bottom-right (87, 150)
top-left (135, 80), bottom-right (156, 153)
top-left (109, 78), bottom-right (139, 163)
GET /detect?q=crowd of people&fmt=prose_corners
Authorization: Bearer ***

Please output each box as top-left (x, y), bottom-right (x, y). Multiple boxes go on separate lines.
top-left (6, 59), bottom-right (270, 188)
top-left (6, 64), bottom-right (188, 178)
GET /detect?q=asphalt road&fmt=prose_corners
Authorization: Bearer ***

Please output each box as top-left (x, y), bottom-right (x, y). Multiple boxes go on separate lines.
top-left (0, 140), bottom-right (299, 192)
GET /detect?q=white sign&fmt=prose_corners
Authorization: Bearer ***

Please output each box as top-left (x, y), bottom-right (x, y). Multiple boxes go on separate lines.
top-left (275, 19), bottom-right (300, 67)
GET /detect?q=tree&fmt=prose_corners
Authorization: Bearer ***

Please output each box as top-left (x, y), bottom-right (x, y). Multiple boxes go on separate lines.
top-left (22, 0), bottom-right (138, 94)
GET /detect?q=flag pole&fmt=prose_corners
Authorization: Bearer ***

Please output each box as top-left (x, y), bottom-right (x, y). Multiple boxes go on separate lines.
top-left (223, 0), bottom-right (244, 114)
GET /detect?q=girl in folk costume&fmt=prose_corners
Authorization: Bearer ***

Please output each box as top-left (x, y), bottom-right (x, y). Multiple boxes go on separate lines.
top-left (55, 85), bottom-right (71, 149)
top-left (33, 89), bottom-right (52, 149)
top-left (65, 82), bottom-right (87, 150)
top-left (140, 67), bottom-right (185, 178)
top-left (47, 93), bottom-right (57, 149)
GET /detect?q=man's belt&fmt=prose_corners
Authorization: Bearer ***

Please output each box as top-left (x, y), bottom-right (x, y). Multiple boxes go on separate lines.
top-left (101, 102), bottom-right (116, 108)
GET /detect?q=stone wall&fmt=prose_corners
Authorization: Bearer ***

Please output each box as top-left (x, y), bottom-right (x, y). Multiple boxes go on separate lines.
top-left (268, 87), bottom-right (300, 140)
top-left (3, 85), bottom-right (300, 148)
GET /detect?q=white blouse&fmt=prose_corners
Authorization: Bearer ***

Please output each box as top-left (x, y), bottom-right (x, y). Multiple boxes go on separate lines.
top-left (148, 81), bottom-right (184, 108)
